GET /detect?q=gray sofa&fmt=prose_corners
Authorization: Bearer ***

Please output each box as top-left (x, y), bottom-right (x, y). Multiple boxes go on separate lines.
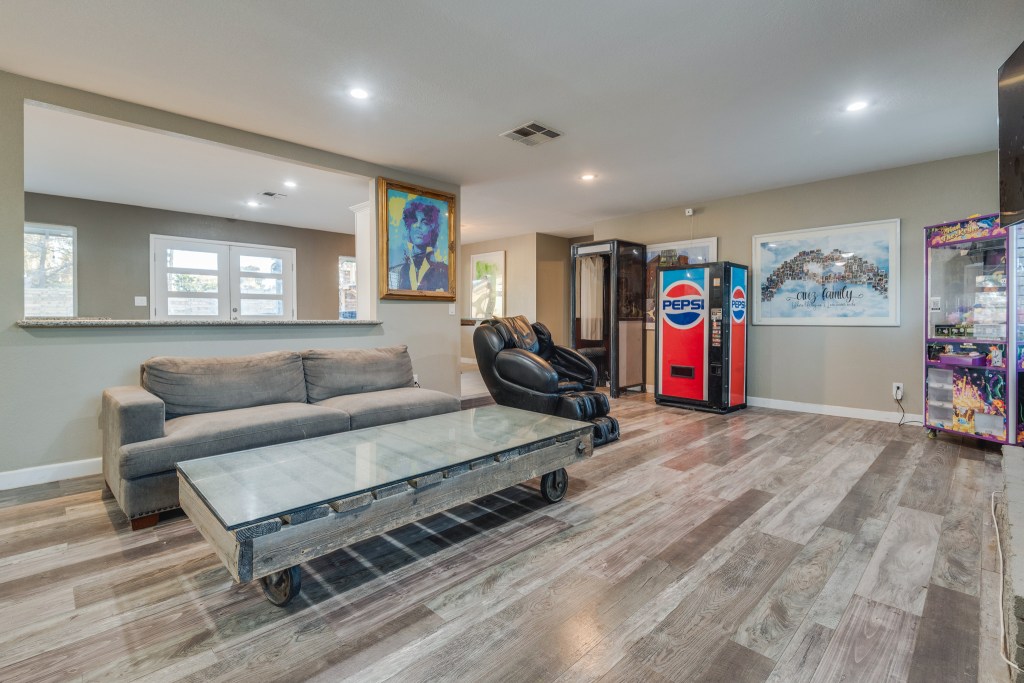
top-left (101, 346), bottom-right (460, 529)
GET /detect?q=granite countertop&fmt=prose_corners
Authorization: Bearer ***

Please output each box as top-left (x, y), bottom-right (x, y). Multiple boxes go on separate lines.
top-left (17, 318), bottom-right (383, 328)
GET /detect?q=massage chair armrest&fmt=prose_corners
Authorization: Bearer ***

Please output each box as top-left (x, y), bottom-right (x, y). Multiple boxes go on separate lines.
top-left (494, 349), bottom-right (560, 394)
top-left (551, 346), bottom-right (598, 389)
top-left (530, 321), bottom-right (598, 389)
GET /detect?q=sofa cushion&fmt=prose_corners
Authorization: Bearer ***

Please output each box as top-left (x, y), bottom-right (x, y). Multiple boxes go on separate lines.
top-left (143, 351), bottom-right (307, 416)
top-left (302, 346), bottom-right (415, 402)
top-left (315, 387), bottom-right (460, 430)
top-left (118, 403), bottom-right (351, 480)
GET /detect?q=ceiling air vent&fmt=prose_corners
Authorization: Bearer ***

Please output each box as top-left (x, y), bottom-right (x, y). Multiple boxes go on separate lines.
top-left (500, 121), bottom-right (563, 147)
top-left (259, 191), bottom-right (287, 199)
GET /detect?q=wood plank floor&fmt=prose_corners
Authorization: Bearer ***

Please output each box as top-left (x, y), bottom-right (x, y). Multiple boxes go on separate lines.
top-left (0, 394), bottom-right (1012, 682)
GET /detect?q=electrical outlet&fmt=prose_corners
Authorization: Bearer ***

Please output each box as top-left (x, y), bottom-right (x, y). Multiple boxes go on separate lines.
top-left (892, 382), bottom-right (904, 400)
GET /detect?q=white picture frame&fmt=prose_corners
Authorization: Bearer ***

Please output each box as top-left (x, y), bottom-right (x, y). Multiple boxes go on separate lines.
top-left (751, 219), bottom-right (900, 326)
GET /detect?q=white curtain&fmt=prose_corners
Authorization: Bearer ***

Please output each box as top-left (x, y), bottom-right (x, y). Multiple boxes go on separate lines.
top-left (579, 255), bottom-right (604, 341)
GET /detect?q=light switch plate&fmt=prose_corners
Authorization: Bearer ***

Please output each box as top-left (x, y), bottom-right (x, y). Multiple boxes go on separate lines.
top-left (134, 296), bottom-right (148, 306)
top-left (449, 304), bottom-right (456, 315)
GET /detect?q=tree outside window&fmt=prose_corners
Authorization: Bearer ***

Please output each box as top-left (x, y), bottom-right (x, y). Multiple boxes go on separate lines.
top-left (24, 223), bottom-right (76, 317)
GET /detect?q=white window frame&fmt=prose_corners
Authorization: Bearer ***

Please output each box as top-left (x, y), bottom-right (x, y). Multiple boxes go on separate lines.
top-left (24, 222), bottom-right (78, 318)
top-left (150, 235), bottom-right (296, 321)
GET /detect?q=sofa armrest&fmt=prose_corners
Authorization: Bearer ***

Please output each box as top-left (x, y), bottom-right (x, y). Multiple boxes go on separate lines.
top-left (102, 386), bottom-right (165, 456)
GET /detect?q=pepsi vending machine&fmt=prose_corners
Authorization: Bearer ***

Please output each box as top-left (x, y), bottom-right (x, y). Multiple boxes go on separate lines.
top-left (655, 262), bottom-right (747, 413)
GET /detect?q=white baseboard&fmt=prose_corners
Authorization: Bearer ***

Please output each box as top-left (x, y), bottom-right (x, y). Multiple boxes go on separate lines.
top-left (460, 357), bottom-right (477, 366)
top-left (0, 457), bottom-right (101, 491)
top-left (747, 396), bottom-right (923, 425)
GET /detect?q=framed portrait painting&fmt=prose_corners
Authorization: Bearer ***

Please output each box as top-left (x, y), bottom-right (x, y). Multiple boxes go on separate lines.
top-left (378, 177), bottom-right (456, 301)
top-left (751, 218), bottom-right (900, 326)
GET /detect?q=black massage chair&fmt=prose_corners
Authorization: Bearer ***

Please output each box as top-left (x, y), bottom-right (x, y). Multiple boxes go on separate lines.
top-left (473, 315), bottom-right (619, 446)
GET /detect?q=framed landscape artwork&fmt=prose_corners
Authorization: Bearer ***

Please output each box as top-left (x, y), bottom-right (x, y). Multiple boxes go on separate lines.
top-left (751, 219), bottom-right (900, 326)
top-left (470, 251), bottom-right (504, 319)
top-left (378, 177), bottom-right (456, 301)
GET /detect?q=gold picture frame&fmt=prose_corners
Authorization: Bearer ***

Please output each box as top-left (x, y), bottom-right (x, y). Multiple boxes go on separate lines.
top-left (378, 177), bottom-right (456, 301)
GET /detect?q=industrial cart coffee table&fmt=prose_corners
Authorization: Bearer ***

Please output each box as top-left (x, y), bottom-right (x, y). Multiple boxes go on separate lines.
top-left (177, 405), bottom-right (593, 606)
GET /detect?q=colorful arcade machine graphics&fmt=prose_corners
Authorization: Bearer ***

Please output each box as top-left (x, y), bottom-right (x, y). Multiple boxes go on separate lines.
top-left (927, 367), bottom-right (1006, 441)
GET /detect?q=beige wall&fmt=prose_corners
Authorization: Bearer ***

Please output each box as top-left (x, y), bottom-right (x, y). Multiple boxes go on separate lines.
top-left (25, 192), bottom-right (355, 320)
top-left (459, 233), bottom-right (537, 359)
top-left (582, 152), bottom-right (998, 414)
top-left (535, 233), bottom-right (572, 346)
top-left (1, 69), bottom-right (459, 476)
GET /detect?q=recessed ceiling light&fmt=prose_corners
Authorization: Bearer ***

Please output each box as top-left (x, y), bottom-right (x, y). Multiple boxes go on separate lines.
top-left (283, 180), bottom-right (297, 188)
top-left (246, 200), bottom-right (260, 207)
top-left (580, 173), bottom-right (597, 181)
top-left (845, 100), bottom-right (868, 112)
top-left (350, 88), bottom-right (369, 100)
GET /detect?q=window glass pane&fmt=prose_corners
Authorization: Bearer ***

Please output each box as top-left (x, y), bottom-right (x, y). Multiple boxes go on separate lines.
top-left (239, 276), bottom-right (283, 295)
top-left (239, 255), bottom-right (283, 274)
top-left (167, 249), bottom-right (218, 270)
top-left (24, 227), bottom-right (74, 317)
top-left (167, 273), bottom-right (219, 293)
top-left (167, 297), bottom-right (219, 316)
top-left (240, 299), bottom-right (284, 316)
top-left (339, 258), bottom-right (357, 319)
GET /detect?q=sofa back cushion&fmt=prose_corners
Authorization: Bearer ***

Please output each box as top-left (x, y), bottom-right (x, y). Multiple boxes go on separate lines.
top-left (302, 346), bottom-right (414, 402)
top-left (142, 351), bottom-right (307, 416)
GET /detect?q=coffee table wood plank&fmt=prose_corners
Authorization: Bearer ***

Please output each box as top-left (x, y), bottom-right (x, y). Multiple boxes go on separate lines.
top-left (247, 435), bottom-right (589, 581)
top-left (177, 406), bottom-right (595, 597)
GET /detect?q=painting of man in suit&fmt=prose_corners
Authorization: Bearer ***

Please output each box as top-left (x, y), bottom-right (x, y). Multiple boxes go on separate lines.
top-left (380, 178), bottom-right (455, 300)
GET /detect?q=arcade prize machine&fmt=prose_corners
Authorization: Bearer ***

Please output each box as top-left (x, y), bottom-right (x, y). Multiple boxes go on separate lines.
top-left (923, 214), bottom-right (1014, 444)
top-left (654, 261), bottom-right (748, 413)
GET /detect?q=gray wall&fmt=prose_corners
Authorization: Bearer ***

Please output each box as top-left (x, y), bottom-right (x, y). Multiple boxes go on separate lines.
top-left (25, 192), bottom-right (356, 320)
top-left (0, 69), bottom-right (460, 476)
top-left (581, 152), bottom-right (998, 415)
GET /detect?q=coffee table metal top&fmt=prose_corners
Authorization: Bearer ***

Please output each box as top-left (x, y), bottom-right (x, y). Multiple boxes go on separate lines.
top-left (177, 405), bottom-right (592, 530)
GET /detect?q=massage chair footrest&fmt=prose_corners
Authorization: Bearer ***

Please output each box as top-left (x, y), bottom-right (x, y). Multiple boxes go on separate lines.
top-left (590, 415), bottom-right (620, 447)
top-left (555, 391), bottom-right (610, 422)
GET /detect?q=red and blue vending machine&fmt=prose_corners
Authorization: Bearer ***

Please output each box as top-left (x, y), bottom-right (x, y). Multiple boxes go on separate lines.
top-left (655, 261), bottom-right (748, 413)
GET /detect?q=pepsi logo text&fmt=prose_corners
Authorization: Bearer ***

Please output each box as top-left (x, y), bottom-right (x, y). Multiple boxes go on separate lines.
top-left (661, 279), bottom-right (706, 330)
top-left (730, 286), bottom-right (746, 322)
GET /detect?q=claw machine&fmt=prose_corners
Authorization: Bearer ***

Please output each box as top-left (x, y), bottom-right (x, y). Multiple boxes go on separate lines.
top-left (924, 214), bottom-right (1014, 444)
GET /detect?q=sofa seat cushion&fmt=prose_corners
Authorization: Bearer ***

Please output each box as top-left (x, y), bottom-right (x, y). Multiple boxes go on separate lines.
top-left (118, 403), bottom-right (351, 480)
top-left (143, 351), bottom-right (307, 417)
top-left (315, 387), bottom-right (460, 430)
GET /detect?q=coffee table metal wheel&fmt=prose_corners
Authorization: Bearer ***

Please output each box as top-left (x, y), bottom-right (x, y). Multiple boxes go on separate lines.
top-left (260, 565), bottom-right (301, 606)
top-left (540, 468), bottom-right (569, 503)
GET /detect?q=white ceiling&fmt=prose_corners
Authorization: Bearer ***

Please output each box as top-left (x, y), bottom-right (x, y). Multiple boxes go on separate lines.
top-left (24, 104), bottom-right (369, 233)
top-left (2, 1), bottom-right (1023, 244)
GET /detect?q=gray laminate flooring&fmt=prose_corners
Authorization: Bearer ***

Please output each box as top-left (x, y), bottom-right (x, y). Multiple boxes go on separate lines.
top-left (0, 394), bottom-right (1010, 682)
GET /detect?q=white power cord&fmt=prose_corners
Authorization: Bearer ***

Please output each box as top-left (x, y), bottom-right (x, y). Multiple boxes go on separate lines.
top-left (991, 490), bottom-right (1024, 673)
